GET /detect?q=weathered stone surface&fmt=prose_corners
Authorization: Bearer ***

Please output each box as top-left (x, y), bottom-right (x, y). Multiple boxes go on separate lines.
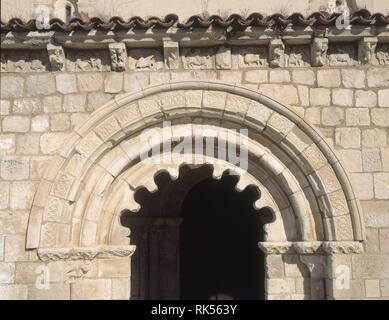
top-left (26, 75), bottom-right (56, 96)
top-left (42, 96), bottom-right (62, 113)
top-left (56, 74), bottom-right (77, 94)
top-left (364, 228), bottom-right (379, 253)
top-left (351, 173), bottom-right (374, 200)
top-left (260, 84), bottom-right (298, 105)
top-left (124, 72), bottom-right (149, 92)
top-left (31, 115), bottom-right (49, 133)
top-left (244, 70), bottom-right (268, 83)
top-left (374, 173), bottom-right (389, 199)
top-left (335, 128), bottom-right (361, 148)
top-left (352, 255), bottom-right (389, 278)
top-left (2, 116), bottom-right (29, 133)
top-left (13, 98), bottom-right (42, 114)
top-left (0, 157), bottom-right (29, 180)
top-left (40, 133), bottom-right (68, 155)
top-left (4, 234), bottom-right (30, 261)
top-left (333, 89), bottom-right (353, 107)
top-left (378, 89), bottom-right (389, 108)
top-left (63, 94), bottom-right (87, 112)
top-left (0, 263), bottom-right (15, 284)
top-left (270, 70), bottom-right (290, 83)
top-left (317, 69), bottom-right (340, 87)
top-left (0, 100), bottom-right (10, 115)
top-left (362, 129), bottom-right (387, 147)
top-left (322, 107), bottom-right (344, 126)
top-left (336, 149), bottom-right (362, 173)
top-left (50, 114), bottom-right (71, 131)
top-left (104, 73), bottom-right (123, 94)
top-left (362, 200), bottom-right (389, 228)
top-left (382, 147), bottom-right (389, 172)
top-left (304, 107), bottom-right (320, 125)
top-left (371, 109), bottom-right (389, 127)
top-left (16, 134), bottom-right (40, 155)
top-left (355, 90), bottom-right (377, 108)
top-left (362, 149), bottom-right (382, 172)
top-left (380, 229), bottom-right (389, 253)
top-left (267, 278), bottom-right (295, 294)
top-left (310, 88), bottom-right (330, 106)
top-left (0, 284), bottom-right (28, 299)
top-left (346, 108), bottom-right (370, 126)
top-left (10, 182), bottom-right (37, 210)
top-left (0, 76), bottom-right (24, 98)
top-left (365, 279), bottom-right (381, 298)
top-left (342, 69), bottom-right (366, 88)
top-left (71, 279), bottom-right (112, 300)
top-left (77, 73), bottom-right (103, 92)
top-left (367, 68), bottom-right (389, 88)
top-left (292, 70), bottom-right (315, 85)
top-left (0, 134), bottom-right (16, 156)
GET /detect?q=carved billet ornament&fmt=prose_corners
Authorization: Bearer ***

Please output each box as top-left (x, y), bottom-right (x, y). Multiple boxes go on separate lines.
top-left (163, 40), bottom-right (180, 69)
top-left (358, 37), bottom-right (378, 65)
top-left (311, 38), bottom-right (328, 67)
top-left (47, 43), bottom-right (65, 71)
top-left (258, 241), bottom-right (363, 255)
top-left (109, 43), bottom-right (127, 72)
top-left (269, 39), bottom-right (285, 68)
top-left (37, 245), bottom-right (136, 262)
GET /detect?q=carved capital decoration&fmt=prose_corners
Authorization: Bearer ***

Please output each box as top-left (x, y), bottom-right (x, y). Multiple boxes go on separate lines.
top-left (37, 245), bottom-right (136, 262)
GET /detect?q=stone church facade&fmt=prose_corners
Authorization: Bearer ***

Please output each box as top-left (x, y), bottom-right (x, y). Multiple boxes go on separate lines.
top-left (1, 0), bottom-right (389, 300)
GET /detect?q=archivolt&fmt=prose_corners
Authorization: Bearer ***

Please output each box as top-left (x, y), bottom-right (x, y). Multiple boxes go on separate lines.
top-left (27, 80), bottom-right (364, 250)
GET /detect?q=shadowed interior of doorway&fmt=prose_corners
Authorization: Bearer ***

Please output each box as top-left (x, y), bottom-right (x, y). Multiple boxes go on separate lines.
top-left (121, 165), bottom-right (274, 300)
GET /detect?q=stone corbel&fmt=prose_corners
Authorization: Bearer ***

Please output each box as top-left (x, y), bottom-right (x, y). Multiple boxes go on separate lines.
top-left (37, 245), bottom-right (136, 262)
top-left (358, 37), bottom-right (378, 65)
top-left (109, 42), bottom-right (128, 72)
top-left (311, 38), bottom-right (328, 67)
top-left (47, 42), bottom-right (66, 71)
top-left (269, 39), bottom-right (285, 68)
top-left (215, 46), bottom-right (231, 70)
top-left (163, 40), bottom-right (180, 69)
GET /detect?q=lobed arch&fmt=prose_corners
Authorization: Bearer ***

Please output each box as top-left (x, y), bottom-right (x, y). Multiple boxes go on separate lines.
top-left (26, 80), bottom-right (365, 254)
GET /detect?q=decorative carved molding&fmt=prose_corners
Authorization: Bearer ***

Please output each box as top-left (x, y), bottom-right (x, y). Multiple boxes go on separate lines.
top-left (37, 245), bottom-right (136, 262)
top-left (109, 43), bottom-right (127, 72)
top-left (321, 241), bottom-right (363, 254)
top-left (258, 242), bottom-right (294, 254)
top-left (259, 241), bottom-right (363, 255)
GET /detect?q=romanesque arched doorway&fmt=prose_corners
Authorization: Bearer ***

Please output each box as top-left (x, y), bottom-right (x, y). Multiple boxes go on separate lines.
top-left (27, 80), bottom-right (365, 300)
top-left (121, 165), bottom-right (274, 300)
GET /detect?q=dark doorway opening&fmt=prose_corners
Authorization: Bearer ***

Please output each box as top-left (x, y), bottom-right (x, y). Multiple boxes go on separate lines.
top-left (121, 166), bottom-right (273, 300)
top-left (180, 175), bottom-right (264, 300)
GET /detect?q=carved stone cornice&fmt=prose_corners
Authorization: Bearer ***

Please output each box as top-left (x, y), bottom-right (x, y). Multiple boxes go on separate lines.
top-left (37, 245), bottom-right (136, 262)
top-left (1, 26), bottom-right (389, 50)
top-left (321, 241), bottom-right (364, 254)
top-left (258, 241), bottom-right (363, 255)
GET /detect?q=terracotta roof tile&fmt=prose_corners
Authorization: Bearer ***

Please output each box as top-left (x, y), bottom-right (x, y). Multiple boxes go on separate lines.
top-left (1, 10), bottom-right (388, 33)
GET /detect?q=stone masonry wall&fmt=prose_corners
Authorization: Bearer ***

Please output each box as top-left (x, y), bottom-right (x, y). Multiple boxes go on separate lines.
top-left (1, 42), bottom-right (389, 299)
